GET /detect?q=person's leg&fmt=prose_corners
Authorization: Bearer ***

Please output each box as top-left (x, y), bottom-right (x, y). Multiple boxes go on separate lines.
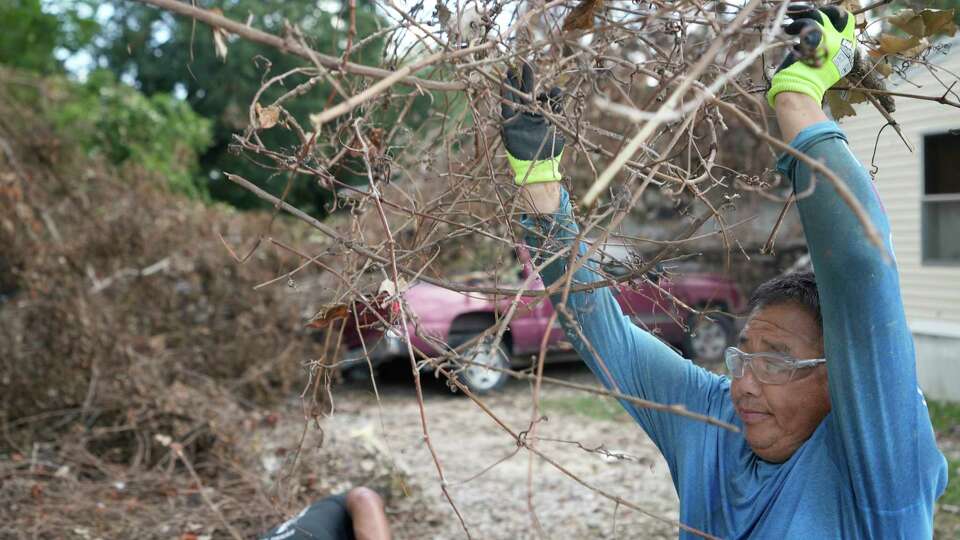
top-left (344, 487), bottom-right (391, 540)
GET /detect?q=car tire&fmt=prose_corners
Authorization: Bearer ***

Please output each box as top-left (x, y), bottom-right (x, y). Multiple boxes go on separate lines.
top-left (447, 333), bottom-right (511, 395)
top-left (682, 311), bottom-right (734, 365)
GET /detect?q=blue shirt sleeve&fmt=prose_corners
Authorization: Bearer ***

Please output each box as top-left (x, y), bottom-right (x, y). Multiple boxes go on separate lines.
top-left (777, 121), bottom-right (947, 515)
top-left (519, 189), bottom-right (729, 474)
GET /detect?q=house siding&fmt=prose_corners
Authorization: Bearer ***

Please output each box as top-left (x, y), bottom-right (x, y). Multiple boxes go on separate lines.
top-left (837, 42), bottom-right (960, 400)
top-left (841, 46), bottom-right (960, 326)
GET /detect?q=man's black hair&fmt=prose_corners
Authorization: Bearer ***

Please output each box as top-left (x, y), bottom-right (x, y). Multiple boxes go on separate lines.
top-left (748, 271), bottom-right (822, 329)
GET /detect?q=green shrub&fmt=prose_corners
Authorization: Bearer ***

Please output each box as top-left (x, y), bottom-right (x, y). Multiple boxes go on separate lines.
top-left (48, 69), bottom-right (212, 198)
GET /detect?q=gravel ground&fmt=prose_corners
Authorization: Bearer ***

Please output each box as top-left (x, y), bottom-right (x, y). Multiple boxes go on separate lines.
top-left (298, 363), bottom-right (681, 539)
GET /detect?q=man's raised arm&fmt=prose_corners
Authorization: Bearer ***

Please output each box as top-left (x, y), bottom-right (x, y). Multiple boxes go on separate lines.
top-left (768, 7), bottom-right (946, 528)
top-left (501, 63), bottom-right (728, 468)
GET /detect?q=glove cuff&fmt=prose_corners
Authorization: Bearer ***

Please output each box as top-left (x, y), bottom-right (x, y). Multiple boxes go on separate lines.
top-left (508, 151), bottom-right (563, 185)
top-left (767, 72), bottom-right (827, 108)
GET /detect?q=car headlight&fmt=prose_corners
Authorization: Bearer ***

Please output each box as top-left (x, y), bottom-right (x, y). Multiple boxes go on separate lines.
top-left (385, 327), bottom-right (402, 340)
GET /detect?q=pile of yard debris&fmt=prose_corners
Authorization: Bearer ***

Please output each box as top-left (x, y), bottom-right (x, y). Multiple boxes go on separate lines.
top-left (0, 71), bottom-right (422, 538)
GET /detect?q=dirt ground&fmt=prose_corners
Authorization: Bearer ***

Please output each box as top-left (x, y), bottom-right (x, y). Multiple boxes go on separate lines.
top-left (285, 363), bottom-right (682, 539)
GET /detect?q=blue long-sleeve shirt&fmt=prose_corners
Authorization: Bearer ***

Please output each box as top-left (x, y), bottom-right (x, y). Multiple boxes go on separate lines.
top-left (521, 121), bottom-right (947, 538)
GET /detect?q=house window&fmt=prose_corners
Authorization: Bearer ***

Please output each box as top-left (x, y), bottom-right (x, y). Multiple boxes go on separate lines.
top-left (922, 131), bottom-right (960, 264)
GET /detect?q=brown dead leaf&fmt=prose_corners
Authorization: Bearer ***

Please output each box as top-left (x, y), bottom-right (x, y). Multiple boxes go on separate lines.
top-left (839, 0), bottom-right (867, 27)
top-left (211, 8), bottom-right (229, 61)
top-left (436, 3), bottom-right (452, 27)
top-left (346, 128), bottom-right (386, 158)
top-left (255, 103), bottom-right (281, 130)
top-left (888, 9), bottom-right (926, 37)
top-left (377, 277), bottom-right (408, 301)
top-left (825, 91), bottom-right (857, 120)
top-left (901, 40), bottom-right (929, 58)
top-left (888, 8), bottom-right (957, 38)
top-left (837, 0), bottom-right (862, 12)
top-left (920, 9), bottom-right (957, 37)
top-left (876, 34), bottom-right (922, 55)
top-left (875, 61), bottom-right (893, 78)
top-left (368, 128), bottom-right (384, 153)
top-left (562, 0), bottom-right (603, 32)
top-left (846, 89), bottom-right (868, 105)
top-left (305, 303), bottom-right (350, 329)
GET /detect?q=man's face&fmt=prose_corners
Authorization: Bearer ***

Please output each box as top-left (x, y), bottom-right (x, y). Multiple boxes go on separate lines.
top-left (730, 302), bottom-right (830, 463)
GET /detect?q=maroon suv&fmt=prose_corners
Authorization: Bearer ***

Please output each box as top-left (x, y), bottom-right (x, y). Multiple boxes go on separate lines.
top-left (340, 247), bottom-right (745, 394)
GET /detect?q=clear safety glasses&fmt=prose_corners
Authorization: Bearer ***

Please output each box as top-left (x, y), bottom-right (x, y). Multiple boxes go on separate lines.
top-left (724, 346), bottom-right (826, 385)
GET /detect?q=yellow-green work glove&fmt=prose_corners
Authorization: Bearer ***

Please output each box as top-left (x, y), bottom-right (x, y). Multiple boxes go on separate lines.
top-left (500, 62), bottom-right (565, 186)
top-left (767, 4), bottom-right (857, 108)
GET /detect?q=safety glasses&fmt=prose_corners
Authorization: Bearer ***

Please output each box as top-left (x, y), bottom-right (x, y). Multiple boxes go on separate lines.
top-left (724, 346), bottom-right (826, 385)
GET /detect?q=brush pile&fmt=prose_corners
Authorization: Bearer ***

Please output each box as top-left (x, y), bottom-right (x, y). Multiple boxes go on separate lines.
top-left (0, 71), bottom-right (421, 538)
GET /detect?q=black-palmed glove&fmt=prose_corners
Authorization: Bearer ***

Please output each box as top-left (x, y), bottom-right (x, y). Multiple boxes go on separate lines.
top-left (767, 4), bottom-right (857, 108)
top-left (501, 62), bottom-right (565, 185)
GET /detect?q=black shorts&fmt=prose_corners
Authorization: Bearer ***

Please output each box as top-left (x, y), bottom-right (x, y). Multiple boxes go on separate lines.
top-left (260, 494), bottom-right (355, 540)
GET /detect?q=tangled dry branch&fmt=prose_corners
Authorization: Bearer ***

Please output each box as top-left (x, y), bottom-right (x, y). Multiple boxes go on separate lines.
top-left (130, 0), bottom-right (960, 537)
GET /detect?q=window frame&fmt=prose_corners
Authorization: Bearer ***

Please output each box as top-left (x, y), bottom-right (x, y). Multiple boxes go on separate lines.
top-left (920, 130), bottom-right (960, 267)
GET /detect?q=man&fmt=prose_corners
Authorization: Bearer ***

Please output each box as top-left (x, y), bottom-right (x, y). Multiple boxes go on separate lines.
top-left (502, 6), bottom-right (947, 538)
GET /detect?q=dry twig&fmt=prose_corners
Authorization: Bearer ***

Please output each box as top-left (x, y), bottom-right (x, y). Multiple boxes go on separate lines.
top-left (115, 0), bottom-right (960, 536)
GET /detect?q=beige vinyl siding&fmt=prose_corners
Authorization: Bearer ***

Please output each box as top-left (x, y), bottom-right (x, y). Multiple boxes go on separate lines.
top-left (840, 42), bottom-right (960, 325)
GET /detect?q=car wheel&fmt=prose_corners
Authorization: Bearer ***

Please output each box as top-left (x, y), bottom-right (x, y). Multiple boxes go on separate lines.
top-left (682, 312), bottom-right (734, 365)
top-left (448, 334), bottom-right (511, 395)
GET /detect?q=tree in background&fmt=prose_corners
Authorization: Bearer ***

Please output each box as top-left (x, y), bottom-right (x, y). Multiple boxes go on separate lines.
top-left (0, 0), bottom-right (98, 73)
top-left (92, 0), bottom-right (422, 216)
top-left (49, 68), bottom-right (213, 198)
top-left (0, 1), bottom-right (212, 198)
